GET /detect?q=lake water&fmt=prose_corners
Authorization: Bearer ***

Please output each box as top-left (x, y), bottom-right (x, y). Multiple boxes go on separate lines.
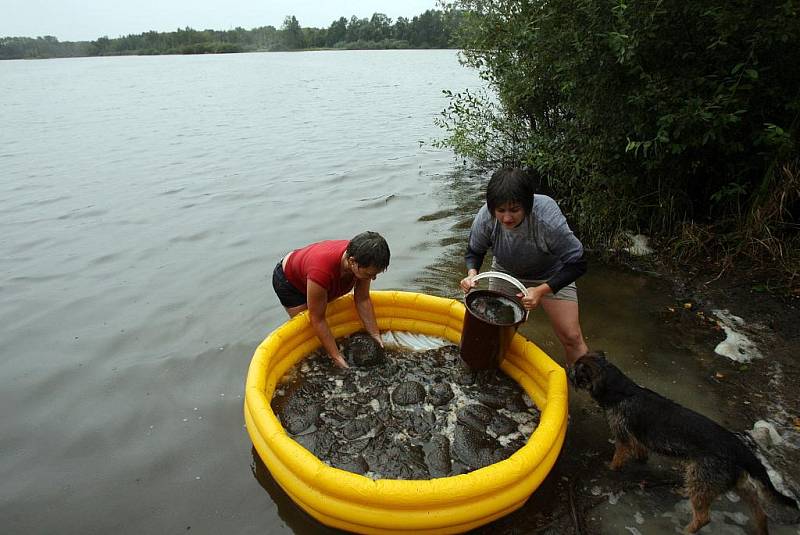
top-left (2, 50), bottom-right (793, 535)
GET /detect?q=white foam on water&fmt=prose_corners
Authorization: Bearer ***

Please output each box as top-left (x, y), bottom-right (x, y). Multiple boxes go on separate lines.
top-left (751, 419), bottom-right (784, 446)
top-left (750, 451), bottom-right (798, 501)
top-left (443, 382), bottom-right (468, 440)
top-left (623, 232), bottom-right (654, 256)
top-left (720, 510), bottom-right (749, 526)
top-left (516, 419), bottom-right (538, 437)
top-left (497, 407), bottom-right (537, 444)
top-left (498, 432), bottom-right (524, 447)
top-left (503, 406), bottom-right (536, 425)
top-left (381, 331), bottom-right (450, 351)
top-left (392, 431), bottom-right (410, 443)
top-left (712, 309), bottom-right (763, 362)
top-left (438, 385), bottom-right (538, 446)
top-left (485, 422), bottom-right (497, 438)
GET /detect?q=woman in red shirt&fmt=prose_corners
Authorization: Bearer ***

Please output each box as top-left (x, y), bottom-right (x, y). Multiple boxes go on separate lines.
top-left (271, 231), bottom-right (390, 368)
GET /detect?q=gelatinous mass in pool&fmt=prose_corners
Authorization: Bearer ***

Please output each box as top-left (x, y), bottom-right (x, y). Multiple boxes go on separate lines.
top-left (272, 333), bottom-right (540, 479)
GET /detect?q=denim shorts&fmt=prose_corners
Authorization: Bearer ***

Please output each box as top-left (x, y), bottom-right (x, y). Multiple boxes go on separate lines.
top-left (272, 261), bottom-right (306, 308)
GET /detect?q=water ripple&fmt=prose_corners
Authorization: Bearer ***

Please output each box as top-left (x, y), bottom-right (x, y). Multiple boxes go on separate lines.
top-left (0, 50), bottom-right (485, 534)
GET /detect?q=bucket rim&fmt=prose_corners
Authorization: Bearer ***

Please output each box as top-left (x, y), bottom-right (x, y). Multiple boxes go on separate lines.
top-left (464, 289), bottom-right (526, 326)
top-left (472, 271), bottom-right (529, 297)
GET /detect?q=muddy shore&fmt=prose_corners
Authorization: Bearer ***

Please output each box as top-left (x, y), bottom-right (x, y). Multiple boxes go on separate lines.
top-left (475, 256), bottom-right (800, 534)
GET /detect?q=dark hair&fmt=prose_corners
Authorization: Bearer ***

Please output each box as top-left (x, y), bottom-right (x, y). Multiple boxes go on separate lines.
top-left (486, 167), bottom-right (536, 216)
top-left (347, 231), bottom-right (390, 271)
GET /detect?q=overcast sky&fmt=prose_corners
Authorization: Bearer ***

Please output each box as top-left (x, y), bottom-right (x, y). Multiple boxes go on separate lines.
top-left (1, 0), bottom-right (441, 42)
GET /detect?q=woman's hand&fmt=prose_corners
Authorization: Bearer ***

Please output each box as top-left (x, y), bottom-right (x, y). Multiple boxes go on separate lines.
top-left (370, 331), bottom-right (384, 348)
top-left (330, 353), bottom-right (349, 369)
top-left (517, 283), bottom-right (552, 310)
top-left (460, 271), bottom-right (478, 292)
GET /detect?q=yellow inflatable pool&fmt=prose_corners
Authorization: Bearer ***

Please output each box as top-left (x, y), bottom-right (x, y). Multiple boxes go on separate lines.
top-left (244, 291), bottom-right (568, 534)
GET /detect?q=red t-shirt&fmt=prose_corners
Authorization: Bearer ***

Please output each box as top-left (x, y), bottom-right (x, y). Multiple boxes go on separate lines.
top-left (284, 240), bottom-right (355, 300)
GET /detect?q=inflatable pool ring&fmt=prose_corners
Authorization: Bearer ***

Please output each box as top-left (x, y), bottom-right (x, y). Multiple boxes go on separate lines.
top-left (244, 291), bottom-right (568, 534)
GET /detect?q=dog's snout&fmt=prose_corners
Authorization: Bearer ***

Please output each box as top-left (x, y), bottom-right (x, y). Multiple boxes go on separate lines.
top-left (566, 366), bottom-right (576, 385)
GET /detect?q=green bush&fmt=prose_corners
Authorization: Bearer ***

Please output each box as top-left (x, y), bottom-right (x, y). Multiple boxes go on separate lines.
top-left (439, 0), bottom-right (800, 266)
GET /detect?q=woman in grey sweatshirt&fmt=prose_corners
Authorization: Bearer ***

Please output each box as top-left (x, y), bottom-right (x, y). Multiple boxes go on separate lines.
top-left (460, 167), bottom-right (589, 365)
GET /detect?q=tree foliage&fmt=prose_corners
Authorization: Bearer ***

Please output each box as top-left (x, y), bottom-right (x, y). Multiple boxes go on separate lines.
top-left (281, 16), bottom-right (305, 50)
top-left (438, 0), bottom-right (800, 272)
top-left (0, 36), bottom-right (91, 58)
top-left (0, 10), bottom-right (463, 58)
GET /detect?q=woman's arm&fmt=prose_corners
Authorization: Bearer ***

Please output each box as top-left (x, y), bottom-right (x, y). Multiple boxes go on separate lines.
top-left (462, 205), bottom-right (493, 292)
top-left (307, 280), bottom-right (348, 368)
top-left (539, 198), bottom-right (587, 293)
top-left (353, 278), bottom-right (383, 347)
top-left (545, 253), bottom-right (587, 293)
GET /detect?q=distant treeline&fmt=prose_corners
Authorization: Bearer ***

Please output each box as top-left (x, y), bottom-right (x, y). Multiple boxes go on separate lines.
top-left (0, 10), bottom-right (461, 59)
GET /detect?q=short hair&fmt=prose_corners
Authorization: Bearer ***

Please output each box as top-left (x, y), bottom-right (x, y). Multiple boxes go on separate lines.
top-left (347, 231), bottom-right (390, 271)
top-left (486, 167), bottom-right (536, 216)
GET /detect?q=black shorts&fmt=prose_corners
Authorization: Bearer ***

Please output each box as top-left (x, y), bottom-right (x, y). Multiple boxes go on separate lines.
top-left (272, 261), bottom-right (306, 308)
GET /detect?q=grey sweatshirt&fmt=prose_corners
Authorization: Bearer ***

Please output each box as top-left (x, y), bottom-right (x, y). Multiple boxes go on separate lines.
top-left (465, 195), bottom-right (586, 293)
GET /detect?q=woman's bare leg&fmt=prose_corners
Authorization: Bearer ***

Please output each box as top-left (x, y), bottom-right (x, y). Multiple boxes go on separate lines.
top-left (540, 298), bottom-right (588, 366)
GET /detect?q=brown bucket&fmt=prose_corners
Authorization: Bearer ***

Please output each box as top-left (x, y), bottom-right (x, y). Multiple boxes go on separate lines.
top-left (459, 272), bottom-right (528, 370)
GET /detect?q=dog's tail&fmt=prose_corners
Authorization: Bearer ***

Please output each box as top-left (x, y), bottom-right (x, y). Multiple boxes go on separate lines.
top-left (736, 434), bottom-right (800, 524)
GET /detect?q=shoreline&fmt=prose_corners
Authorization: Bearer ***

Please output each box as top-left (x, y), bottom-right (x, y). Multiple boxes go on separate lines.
top-left (478, 251), bottom-right (800, 533)
top-left (618, 250), bottom-right (800, 471)
top-left (0, 45), bottom-right (460, 61)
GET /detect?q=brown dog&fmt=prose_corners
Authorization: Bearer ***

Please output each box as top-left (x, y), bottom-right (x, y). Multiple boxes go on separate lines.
top-left (568, 351), bottom-right (799, 534)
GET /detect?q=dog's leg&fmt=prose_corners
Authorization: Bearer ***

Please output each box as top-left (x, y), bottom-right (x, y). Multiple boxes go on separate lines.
top-left (737, 475), bottom-right (768, 535)
top-left (631, 438), bottom-right (649, 463)
top-left (607, 417), bottom-right (645, 470)
top-left (684, 460), bottom-right (730, 534)
top-left (686, 490), bottom-right (713, 533)
top-left (684, 462), bottom-right (713, 533)
top-left (610, 440), bottom-right (633, 470)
